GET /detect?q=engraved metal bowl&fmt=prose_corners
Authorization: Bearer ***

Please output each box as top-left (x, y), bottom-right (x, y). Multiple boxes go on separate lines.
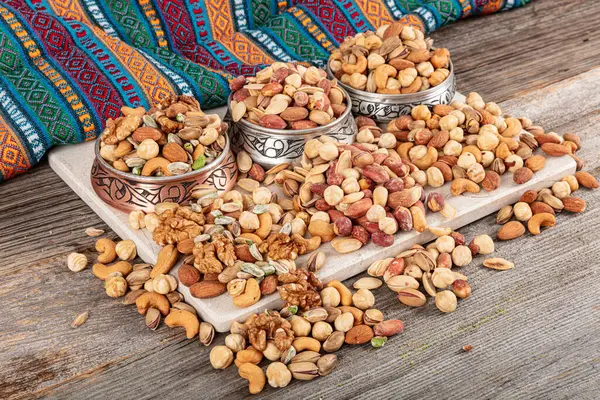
top-left (90, 134), bottom-right (238, 213)
top-left (328, 61), bottom-right (455, 126)
top-left (227, 88), bottom-right (357, 169)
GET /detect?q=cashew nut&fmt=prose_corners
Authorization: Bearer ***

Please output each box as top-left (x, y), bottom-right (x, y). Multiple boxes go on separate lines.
top-left (451, 178), bottom-right (481, 196)
top-left (337, 306), bottom-right (364, 325)
top-left (501, 117), bottom-right (522, 138)
top-left (136, 292), bottom-right (170, 316)
top-left (113, 140), bottom-right (133, 158)
top-left (164, 309), bottom-right (199, 339)
top-left (254, 212), bottom-right (272, 240)
top-left (499, 136), bottom-right (519, 151)
top-left (238, 363), bottom-right (266, 395)
top-left (150, 245), bottom-right (179, 278)
top-left (413, 147), bottom-right (438, 170)
top-left (238, 233), bottom-right (263, 245)
top-left (292, 337), bottom-right (321, 352)
top-left (141, 157), bottom-right (173, 177)
top-left (527, 212), bottom-right (556, 235)
top-left (235, 346), bottom-right (263, 367)
top-left (92, 261), bottom-right (132, 280)
top-left (95, 238), bottom-right (117, 264)
top-left (232, 278), bottom-right (261, 308)
top-left (396, 142), bottom-right (414, 160)
top-left (326, 280), bottom-right (353, 306)
top-left (341, 55), bottom-right (367, 75)
top-left (373, 64), bottom-right (397, 90)
top-left (461, 145), bottom-right (482, 163)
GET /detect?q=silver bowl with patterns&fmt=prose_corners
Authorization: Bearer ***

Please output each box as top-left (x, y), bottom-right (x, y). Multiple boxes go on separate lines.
top-left (328, 61), bottom-right (455, 127)
top-left (227, 88), bottom-right (357, 169)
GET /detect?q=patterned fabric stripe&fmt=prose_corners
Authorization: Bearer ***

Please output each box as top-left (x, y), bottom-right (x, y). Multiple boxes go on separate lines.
top-left (80, 0), bottom-right (122, 39)
top-left (137, 49), bottom-right (194, 96)
top-left (333, 0), bottom-right (374, 31)
top-left (64, 19), bottom-right (149, 109)
top-left (292, 0), bottom-right (357, 43)
top-left (412, 5), bottom-right (438, 31)
top-left (101, 0), bottom-right (157, 47)
top-left (289, 6), bottom-right (337, 53)
top-left (0, 113), bottom-right (32, 180)
top-left (137, 0), bottom-right (168, 47)
top-left (0, 4), bottom-right (97, 138)
top-left (0, 27), bottom-right (85, 144)
top-left (354, 0), bottom-right (395, 29)
top-left (203, 0), bottom-right (275, 65)
top-left (40, 0), bottom-right (95, 27)
top-left (154, 0), bottom-right (232, 71)
top-left (384, 0), bottom-right (407, 19)
top-left (0, 86), bottom-right (46, 159)
top-left (231, 0), bottom-right (296, 63)
top-left (185, 0), bottom-right (249, 69)
top-left (90, 26), bottom-right (178, 104)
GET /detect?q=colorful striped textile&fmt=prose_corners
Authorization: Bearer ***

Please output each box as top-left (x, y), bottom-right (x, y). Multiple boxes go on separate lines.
top-left (0, 0), bottom-right (531, 181)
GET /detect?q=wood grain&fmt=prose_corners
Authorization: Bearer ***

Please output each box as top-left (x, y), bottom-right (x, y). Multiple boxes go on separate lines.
top-left (1, 1), bottom-right (600, 398)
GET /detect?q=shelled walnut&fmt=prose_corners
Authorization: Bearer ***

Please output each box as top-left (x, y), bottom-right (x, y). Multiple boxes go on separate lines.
top-left (244, 311), bottom-right (294, 352)
top-left (152, 205), bottom-right (205, 245)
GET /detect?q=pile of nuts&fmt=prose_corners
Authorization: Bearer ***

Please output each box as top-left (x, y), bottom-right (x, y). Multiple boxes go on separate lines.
top-left (100, 97), bottom-right (227, 176)
top-left (368, 230), bottom-right (494, 313)
top-left (229, 63), bottom-right (347, 129)
top-left (329, 22), bottom-right (450, 94)
top-left (496, 172), bottom-right (597, 240)
top-left (373, 92), bottom-right (584, 194)
top-left (67, 234), bottom-right (216, 343)
top-left (210, 279), bottom-right (403, 394)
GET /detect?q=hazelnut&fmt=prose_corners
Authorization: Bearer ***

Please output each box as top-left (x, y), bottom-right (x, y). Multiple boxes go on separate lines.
top-left (513, 202), bottom-right (533, 221)
top-left (352, 288), bottom-right (375, 310)
top-left (263, 340), bottom-right (282, 361)
top-left (136, 139), bottom-right (159, 160)
top-left (105, 275), bottom-right (127, 298)
top-left (252, 187), bottom-right (272, 205)
top-left (210, 345), bottom-right (234, 369)
top-left (320, 287), bottom-right (341, 307)
top-left (457, 152), bottom-right (477, 170)
top-left (451, 245), bottom-right (472, 267)
top-left (551, 181), bottom-right (571, 199)
top-left (324, 185), bottom-right (344, 206)
top-left (435, 235), bottom-right (455, 253)
top-left (312, 321), bottom-right (333, 341)
top-left (472, 234), bottom-right (494, 255)
top-left (225, 333), bottom-right (246, 353)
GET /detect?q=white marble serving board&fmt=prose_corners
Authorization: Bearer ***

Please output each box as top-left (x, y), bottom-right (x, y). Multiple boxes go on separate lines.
top-left (48, 99), bottom-right (577, 332)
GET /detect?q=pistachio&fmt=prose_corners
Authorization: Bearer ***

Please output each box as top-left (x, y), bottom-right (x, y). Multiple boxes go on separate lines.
top-left (199, 322), bottom-right (215, 346)
top-left (371, 336), bottom-right (388, 348)
top-left (303, 307), bottom-right (329, 323)
top-left (317, 354), bottom-right (338, 376)
top-left (145, 307), bottom-right (161, 330)
top-left (280, 345), bottom-right (297, 365)
top-left (210, 345), bottom-right (234, 369)
top-left (322, 331), bottom-right (345, 352)
top-left (353, 277), bottom-right (383, 290)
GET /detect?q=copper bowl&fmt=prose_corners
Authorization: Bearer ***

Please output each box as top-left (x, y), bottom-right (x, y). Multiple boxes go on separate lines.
top-left (90, 135), bottom-right (238, 213)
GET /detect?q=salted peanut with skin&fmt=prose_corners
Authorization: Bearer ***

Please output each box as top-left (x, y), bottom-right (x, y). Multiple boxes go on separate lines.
top-left (164, 309), bottom-right (199, 339)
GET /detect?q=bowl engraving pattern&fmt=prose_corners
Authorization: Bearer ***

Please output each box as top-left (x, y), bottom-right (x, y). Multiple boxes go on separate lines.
top-left (350, 77), bottom-right (456, 121)
top-left (91, 150), bottom-right (238, 213)
top-left (227, 111), bottom-right (357, 167)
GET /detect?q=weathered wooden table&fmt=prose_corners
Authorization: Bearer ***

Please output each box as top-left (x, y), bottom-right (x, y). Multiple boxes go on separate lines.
top-left (1, 1), bottom-right (599, 398)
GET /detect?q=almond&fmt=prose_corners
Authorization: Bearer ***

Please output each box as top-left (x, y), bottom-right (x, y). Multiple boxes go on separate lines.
top-left (178, 264), bottom-right (201, 287)
top-left (562, 197), bottom-right (586, 213)
top-left (189, 281), bottom-right (226, 298)
top-left (234, 244), bottom-right (257, 262)
top-left (481, 170), bottom-right (501, 192)
top-left (162, 142), bottom-right (188, 163)
top-left (563, 133), bottom-right (581, 149)
top-left (280, 107), bottom-right (309, 122)
top-left (519, 190), bottom-right (538, 204)
top-left (176, 238), bottom-right (195, 254)
top-left (535, 134), bottom-right (561, 145)
top-left (344, 325), bottom-right (374, 345)
top-left (541, 143), bottom-right (571, 157)
top-left (575, 171), bottom-right (599, 189)
top-left (530, 201), bottom-right (555, 215)
top-left (428, 130), bottom-right (450, 149)
top-left (497, 221), bottom-right (525, 240)
top-left (525, 155), bottom-right (546, 172)
top-left (132, 126), bottom-right (162, 142)
top-left (513, 167), bottom-right (533, 184)
top-left (259, 275), bottom-right (278, 295)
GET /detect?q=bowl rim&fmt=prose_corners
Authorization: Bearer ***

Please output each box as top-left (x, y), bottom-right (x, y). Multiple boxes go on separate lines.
top-left (228, 85), bottom-right (354, 136)
top-left (93, 131), bottom-right (231, 184)
top-left (327, 59), bottom-right (454, 101)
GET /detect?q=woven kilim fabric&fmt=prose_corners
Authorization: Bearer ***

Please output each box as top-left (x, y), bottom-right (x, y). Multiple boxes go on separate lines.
top-left (0, 0), bottom-right (531, 181)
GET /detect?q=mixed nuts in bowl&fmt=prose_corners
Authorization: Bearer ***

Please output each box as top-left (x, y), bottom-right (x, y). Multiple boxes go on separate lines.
top-left (328, 23), bottom-right (455, 124)
top-left (227, 63), bottom-right (358, 168)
